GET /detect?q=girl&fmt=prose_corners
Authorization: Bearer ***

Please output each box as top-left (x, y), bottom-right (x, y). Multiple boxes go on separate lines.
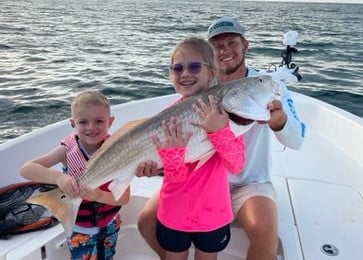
top-left (153, 36), bottom-right (246, 260)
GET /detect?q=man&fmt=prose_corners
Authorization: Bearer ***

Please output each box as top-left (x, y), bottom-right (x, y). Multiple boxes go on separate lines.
top-left (137, 16), bottom-right (306, 260)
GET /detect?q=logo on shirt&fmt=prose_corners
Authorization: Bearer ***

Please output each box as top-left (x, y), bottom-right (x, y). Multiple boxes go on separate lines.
top-left (220, 235), bottom-right (227, 244)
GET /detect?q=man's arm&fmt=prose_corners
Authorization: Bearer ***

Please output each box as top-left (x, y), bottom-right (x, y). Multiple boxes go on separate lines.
top-left (271, 84), bottom-right (306, 149)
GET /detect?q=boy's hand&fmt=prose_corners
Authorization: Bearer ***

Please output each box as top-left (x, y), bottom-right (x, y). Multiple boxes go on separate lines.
top-left (79, 185), bottom-right (100, 202)
top-left (57, 174), bottom-right (79, 198)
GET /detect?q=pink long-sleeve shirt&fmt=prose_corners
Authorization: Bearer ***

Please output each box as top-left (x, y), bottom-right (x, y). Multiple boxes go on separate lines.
top-left (156, 125), bottom-right (245, 232)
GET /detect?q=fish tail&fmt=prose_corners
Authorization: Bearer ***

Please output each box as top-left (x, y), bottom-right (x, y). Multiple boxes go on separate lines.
top-left (26, 188), bottom-right (81, 237)
top-left (108, 176), bottom-right (135, 201)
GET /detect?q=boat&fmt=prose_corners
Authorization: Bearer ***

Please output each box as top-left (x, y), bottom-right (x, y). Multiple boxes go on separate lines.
top-left (1, 30), bottom-right (363, 259)
top-left (0, 89), bottom-right (362, 260)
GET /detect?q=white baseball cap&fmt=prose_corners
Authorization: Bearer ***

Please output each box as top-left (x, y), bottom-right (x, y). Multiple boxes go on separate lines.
top-left (207, 16), bottom-right (246, 40)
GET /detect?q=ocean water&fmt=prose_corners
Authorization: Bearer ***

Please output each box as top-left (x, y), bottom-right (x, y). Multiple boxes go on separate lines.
top-left (0, 0), bottom-right (362, 144)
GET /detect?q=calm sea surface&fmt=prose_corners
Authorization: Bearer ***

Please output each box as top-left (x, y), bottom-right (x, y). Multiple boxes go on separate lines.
top-left (1, 0), bottom-right (362, 144)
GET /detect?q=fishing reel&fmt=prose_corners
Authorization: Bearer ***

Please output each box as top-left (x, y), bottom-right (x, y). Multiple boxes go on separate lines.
top-left (279, 31), bottom-right (302, 81)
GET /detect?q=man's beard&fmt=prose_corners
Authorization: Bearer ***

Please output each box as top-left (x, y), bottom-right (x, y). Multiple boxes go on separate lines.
top-left (223, 57), bottom-right (245, 75)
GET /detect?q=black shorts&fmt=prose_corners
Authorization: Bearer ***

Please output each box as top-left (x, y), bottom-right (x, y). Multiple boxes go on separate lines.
top-left (156, 220), bottom-right (230, 253)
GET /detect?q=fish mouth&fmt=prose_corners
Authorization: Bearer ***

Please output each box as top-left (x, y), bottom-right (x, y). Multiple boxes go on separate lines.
top-left (228, 113), bottom-right (254, 125)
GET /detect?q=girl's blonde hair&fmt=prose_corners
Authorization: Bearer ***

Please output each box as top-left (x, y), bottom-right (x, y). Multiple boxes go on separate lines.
top-left (170, 36), bottom-right (215, 70)
top-left (71, 90), bottom-right (111, 117)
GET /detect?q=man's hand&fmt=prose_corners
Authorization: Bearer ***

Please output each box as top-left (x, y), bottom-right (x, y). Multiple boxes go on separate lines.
top-left (267, 100), bottom-right (287, 131)
top-left (135, 160), bottom-right (160, 177)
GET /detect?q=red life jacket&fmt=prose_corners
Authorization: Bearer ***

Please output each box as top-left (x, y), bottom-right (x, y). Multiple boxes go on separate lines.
top-left (61, 134), bottom-right (121, 228)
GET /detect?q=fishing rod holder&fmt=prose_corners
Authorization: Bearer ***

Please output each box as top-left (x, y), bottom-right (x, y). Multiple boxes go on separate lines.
top-left (280, 45), bottom-right (298, 69)
top-left (280, 31), bottom-right (302, 81)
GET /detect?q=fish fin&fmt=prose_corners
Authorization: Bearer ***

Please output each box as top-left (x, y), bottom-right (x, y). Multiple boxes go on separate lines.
top-left (26, 188), bottom-right (81, 237)
top-left (90, 118), bottom-right (148, 159)
top-left (229, 120), bottom-right (256, 136)
top-left (184, 132), bottom-right (215, 164)
top-left (111, 118), bottom-right (149, 139)
top-left (108, 174), bottom-right (135, 201)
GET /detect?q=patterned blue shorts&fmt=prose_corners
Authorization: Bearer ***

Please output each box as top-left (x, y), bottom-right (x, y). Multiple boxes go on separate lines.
top-left (67, 215), bottom-right (121, 260)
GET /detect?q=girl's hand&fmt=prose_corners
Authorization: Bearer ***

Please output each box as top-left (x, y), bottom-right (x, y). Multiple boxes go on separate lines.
top-left (152, 117), bottom-right (192, 148)
top-left (191, 95), bottom-right (228, 132)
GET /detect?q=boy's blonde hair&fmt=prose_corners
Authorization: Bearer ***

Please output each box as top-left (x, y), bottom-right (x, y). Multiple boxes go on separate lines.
top-left (170, 36), bottom-right (216, 71)
top-left (71, 90), bottom-right (111, 117)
